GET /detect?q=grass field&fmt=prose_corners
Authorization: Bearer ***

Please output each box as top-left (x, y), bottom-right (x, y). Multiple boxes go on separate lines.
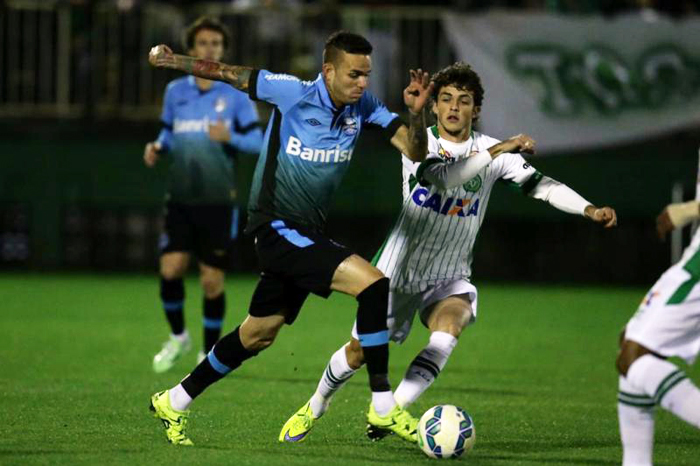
top-left (1, 273), bottom-right (699, 465)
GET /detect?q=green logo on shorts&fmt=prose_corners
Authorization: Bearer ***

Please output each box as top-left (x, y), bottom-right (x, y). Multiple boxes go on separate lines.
top-left (464, 175), bottom-right (482, 193)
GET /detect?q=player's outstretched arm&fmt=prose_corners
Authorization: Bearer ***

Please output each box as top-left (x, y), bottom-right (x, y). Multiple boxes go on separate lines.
top-left (656, 200), bottom-right (700, 240)
top-left (421, 134), bottom-right (536, 189)
top-left (149, 45), bottom-right (253, 92)
top-left (391, 69), bottom-right (433, 162)
top-left (528, 177), bottom-right (617, 228)
top-left (493, 133), bottom-right (618, 229)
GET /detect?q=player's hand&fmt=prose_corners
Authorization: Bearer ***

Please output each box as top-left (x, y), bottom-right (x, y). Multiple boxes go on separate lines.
top-left (149, 44), bottom-right (175, 68)
top-left (208, 119), bottom-right (231, 143)
top-left (403, 69), bottom-right (434, 115)
top-left (656, 208), bottom-right (675, 241)
top-left (584, 205), bottom-right (618, 228)
top-left (656, 201), bottom-right (700, 240)
top-left (501, 134), bottom-right (536, 155)
top-left (144, 141), bottom-right (161, 167)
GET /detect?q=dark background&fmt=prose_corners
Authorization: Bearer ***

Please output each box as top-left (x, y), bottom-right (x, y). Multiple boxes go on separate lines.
top-left (1, 0), bottom-right (698, 285)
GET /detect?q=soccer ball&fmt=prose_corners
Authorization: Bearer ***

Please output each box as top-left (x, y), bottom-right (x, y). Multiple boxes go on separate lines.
top-left (417, 405), bottom-right (475, 459)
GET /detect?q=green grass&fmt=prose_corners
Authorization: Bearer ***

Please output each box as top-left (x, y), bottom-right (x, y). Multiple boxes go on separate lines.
top-left (0, 273), bottom-right (698, 465)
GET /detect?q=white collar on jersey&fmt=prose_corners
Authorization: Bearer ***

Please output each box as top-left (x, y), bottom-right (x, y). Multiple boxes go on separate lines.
top-left (431, 125), bottom-right (476, 161)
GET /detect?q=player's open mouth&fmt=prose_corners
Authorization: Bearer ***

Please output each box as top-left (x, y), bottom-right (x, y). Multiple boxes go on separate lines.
top-left (447, 115), bottom-right (459, 122)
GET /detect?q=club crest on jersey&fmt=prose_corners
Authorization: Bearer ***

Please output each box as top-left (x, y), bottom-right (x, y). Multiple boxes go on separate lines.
top-left (438, 146), bottom-right (453, 161)
top-left (214, 98), bottom-right (226, 113)
top-left (463, 174), bottom-right (482, 193)
top-left (412, 187), bottom-right (480, 217)
top-left (341, 116), bottom-right (358, 135)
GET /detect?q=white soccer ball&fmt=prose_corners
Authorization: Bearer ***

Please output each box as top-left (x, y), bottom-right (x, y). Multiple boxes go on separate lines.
top-left (417, 405), bottom-right (475, 459)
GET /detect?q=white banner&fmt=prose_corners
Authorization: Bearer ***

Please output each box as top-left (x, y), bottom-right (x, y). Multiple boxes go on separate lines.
top-left (442, 11), bottom-right (700, 153)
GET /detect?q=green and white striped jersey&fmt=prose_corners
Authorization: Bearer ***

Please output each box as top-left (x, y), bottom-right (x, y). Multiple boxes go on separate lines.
top-left (683, 148), bottom-right (700, 264)
top-left (374, 126), bottom-right (543, 293)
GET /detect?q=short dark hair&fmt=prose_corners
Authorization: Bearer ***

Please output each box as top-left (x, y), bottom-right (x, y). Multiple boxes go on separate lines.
top-left (323, 31), bottom-right (373, 64)
top-left (183, 16), bottom-right (231, 51)
top-left (431, 62), bottom-right (485, 108)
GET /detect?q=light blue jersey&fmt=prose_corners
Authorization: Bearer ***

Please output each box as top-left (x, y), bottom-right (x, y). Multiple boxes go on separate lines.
top-left (156, 76), bottom-right (263, 204)
top-left (246, 70), bottom-right (401, 233)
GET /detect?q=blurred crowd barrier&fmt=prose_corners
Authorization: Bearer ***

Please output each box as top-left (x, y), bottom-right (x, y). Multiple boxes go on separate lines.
top-left (0, 0), bottom-right (453, 118)
top-left (1, 1), bottom-right (699, 281)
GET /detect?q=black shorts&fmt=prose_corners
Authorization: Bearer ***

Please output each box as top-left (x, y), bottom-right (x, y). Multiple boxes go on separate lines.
top-left (159, 202), bottom-right (239, 269)
top-left (248, 219), bottom-right (354, 325)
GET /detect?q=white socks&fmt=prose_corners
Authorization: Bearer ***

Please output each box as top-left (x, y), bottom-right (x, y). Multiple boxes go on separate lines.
top-left (306, 341), bottom-right (399, 418)
top-left (309, 344), bottom-right (357, 418)
top-left (626, 354), bottom-right (700, 427)
top-left (618, 375), bottom-right (655, 466)
top-left (172, 330), bottom-right (190, 343)
top-left (371, 391), bottom-right (396, 416)
top-left (169, 383), bottom-right (193, 412)
top-left (619, 354), bottom-right (700, 466)
top-left (308, 331), bottom-right (459, 418)
top-left (394, 331), bottom-right (457, 408)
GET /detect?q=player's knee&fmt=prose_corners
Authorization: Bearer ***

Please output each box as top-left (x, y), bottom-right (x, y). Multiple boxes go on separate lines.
top-left (429, 304), bottom-right (472, 338)
top-left (616, 340), bottom-right (651, 376)
top-left (440, 321), bottom-right (465, 338)
top-left (240, 316), bottom-right (284, 352)
top-left (346, 339), bottom-right (365, 370)
top-left (160, 260), bottom-right (187, 280)
top-left (249, 335), bottom-right (276, 352)
top-left (200, 273), bottom-right (224, 298)
top-left (358, 270), bottom-right (387, 295)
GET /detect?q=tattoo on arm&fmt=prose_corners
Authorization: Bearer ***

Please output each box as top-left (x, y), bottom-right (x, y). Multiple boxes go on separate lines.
top-left (173, 55), bottom-right (252, 92)
top-left (406, 110), bottom-right (427, 161)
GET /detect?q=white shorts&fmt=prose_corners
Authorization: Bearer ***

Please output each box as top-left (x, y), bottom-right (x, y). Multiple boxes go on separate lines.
top-left (625, 263), bottom-right (700, 365)
top-left (352, 279), bottom-right (478, 344)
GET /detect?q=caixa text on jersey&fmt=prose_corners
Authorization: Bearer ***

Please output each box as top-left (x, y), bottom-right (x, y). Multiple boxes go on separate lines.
top-left (412, 187), bottom-right (480, 217)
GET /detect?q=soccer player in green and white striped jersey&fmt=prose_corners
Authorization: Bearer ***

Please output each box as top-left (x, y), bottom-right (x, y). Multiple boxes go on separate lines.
top-left (616, 153), bottom-right (700, 466)
top-left (279, 62), bottom-right (618, 442)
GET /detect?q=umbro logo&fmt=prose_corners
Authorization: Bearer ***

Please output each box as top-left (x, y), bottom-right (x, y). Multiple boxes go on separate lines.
top-left (305, 118), bottom-right (321, 126)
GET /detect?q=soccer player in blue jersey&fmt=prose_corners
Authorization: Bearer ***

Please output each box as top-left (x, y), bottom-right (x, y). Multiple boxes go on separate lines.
top-left (144, 17), bottom-right (263, 374)
top-left (147, 31), bottom-right (433, 446)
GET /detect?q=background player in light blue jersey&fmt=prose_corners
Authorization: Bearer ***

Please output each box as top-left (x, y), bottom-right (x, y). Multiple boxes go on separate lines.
top-left (147, 31), bottom-right (433, 446)
top-left (143, 17), bottom-right (263, 374)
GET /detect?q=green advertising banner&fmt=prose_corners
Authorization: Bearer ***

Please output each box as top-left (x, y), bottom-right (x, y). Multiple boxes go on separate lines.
top-left (443, 12), bottom-right (700, 153)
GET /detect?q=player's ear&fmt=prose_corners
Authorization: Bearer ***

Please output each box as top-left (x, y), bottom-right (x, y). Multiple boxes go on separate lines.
top-left (431, 100), bottom-right (438, 115)
top-left (322, 62), bottom-right (335, 81)
top-left (472, 106), bottom-right (481, 122)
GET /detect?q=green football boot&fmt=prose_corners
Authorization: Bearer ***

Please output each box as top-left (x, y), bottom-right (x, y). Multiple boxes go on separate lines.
top-left (149, 390), bottom-right (194, 446)
top-left (279, 402), bottom-right (317, 443)
top-left (366, 403), bottom-right (418, 443)
top-left (152, 334), bottom-right (191, 373)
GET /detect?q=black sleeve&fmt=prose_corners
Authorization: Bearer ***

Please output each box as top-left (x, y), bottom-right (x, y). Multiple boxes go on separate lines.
top-left (364, 116), bottom-right (405, 143)
top-left (248, 69), bottom-right (261, 101)
top-left (415, 157), bottom-right (443, 187)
